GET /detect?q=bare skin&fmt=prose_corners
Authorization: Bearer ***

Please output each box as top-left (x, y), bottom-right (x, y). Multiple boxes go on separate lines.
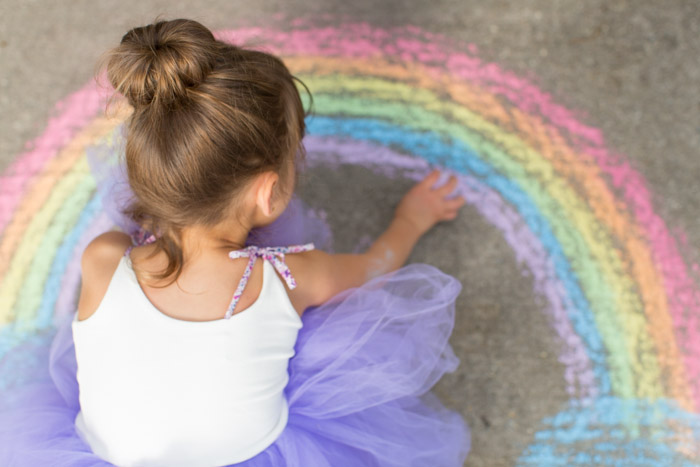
top-left (76, 169), bottom-right (465, 323)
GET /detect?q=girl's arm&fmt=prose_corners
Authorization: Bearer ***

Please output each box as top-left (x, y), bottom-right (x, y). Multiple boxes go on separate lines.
top-left (286, 170), bottom-right (465, 313)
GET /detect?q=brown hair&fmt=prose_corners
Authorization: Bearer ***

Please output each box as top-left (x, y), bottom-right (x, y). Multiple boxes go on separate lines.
top-left (99, 18), bottom-right (309, 287)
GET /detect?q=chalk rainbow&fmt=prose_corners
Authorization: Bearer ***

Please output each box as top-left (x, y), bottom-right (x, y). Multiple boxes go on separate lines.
top-left (1, 22), bottom-right (699, 464)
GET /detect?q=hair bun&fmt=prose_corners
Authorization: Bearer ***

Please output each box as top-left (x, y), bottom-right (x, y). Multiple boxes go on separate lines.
top-left (107, 19), bottom-right (219, 108)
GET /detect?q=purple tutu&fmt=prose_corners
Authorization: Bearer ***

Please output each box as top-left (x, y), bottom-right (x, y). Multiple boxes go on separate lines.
top-left (0, 264), bottom-right (469, 466)
top-left (0, 128), bottom-right (470, 465)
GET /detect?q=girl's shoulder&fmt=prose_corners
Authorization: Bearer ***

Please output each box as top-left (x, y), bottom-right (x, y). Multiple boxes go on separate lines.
top-left (284, 248), bottom-right (393, 313)
top-left (77, 231), bottom-right (132, 322)
top-left (275, 249), bottom-right (321, 315)
top-left (282, 249), bottom-right (353, 313)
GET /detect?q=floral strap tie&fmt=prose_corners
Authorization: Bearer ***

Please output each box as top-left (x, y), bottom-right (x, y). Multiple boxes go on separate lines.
top-left (226, 243), bottom-right (315, 319)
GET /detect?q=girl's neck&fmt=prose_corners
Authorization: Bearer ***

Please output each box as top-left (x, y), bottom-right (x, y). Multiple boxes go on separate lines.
top-left (176, 191), bottom-right (288, 260)
top-left (179, 223), bottom-right (250, 259)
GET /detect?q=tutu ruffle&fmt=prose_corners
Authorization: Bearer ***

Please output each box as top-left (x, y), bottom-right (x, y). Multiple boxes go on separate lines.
top-left (0, 126), bottom-right (470, 465)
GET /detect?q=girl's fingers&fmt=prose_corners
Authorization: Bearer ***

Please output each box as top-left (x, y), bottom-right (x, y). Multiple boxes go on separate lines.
top-left (444, 196), bottom-right (466, 209)
top-left (435, 175), bottom-right (458, 195)
top-left (421, 169), bottom-right (441, 187)
top-left (443, 210), bottom-right (460, 220)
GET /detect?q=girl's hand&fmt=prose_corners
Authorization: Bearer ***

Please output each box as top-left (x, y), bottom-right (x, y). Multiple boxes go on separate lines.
top-left (289, 170), bottom-right (466, 312)
top-left (394, 170), bottom-right (466, 236)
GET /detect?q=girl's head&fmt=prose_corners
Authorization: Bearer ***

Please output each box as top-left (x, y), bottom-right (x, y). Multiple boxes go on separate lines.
top-left (101, 18), bottom-right (309, 286)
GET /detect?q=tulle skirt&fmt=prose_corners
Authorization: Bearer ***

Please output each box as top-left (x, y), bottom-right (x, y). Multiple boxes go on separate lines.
top-left (0, 263), bottom-right (469, 466)
top-left (0, 127), bottom-right (470, 465)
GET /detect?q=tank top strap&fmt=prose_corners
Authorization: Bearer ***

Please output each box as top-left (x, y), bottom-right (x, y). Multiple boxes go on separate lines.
top-left (225, 243), bottom-right (315, 319)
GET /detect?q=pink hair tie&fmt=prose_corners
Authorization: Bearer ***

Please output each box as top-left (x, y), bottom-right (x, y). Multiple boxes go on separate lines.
top-left (123, 228), bottom-right (158, 257)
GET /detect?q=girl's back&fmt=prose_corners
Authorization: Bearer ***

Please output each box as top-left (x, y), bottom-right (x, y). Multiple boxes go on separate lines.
top-left (117, 240), bottom-right (268, 322)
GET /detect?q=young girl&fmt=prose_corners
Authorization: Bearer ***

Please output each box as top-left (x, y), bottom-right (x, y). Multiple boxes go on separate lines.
top-left (0, 18), bottom-right (469, 466)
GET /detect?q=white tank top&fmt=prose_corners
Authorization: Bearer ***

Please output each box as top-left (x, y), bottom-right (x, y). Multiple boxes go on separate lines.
top-left (72, 245), bottom-right (309, 466)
